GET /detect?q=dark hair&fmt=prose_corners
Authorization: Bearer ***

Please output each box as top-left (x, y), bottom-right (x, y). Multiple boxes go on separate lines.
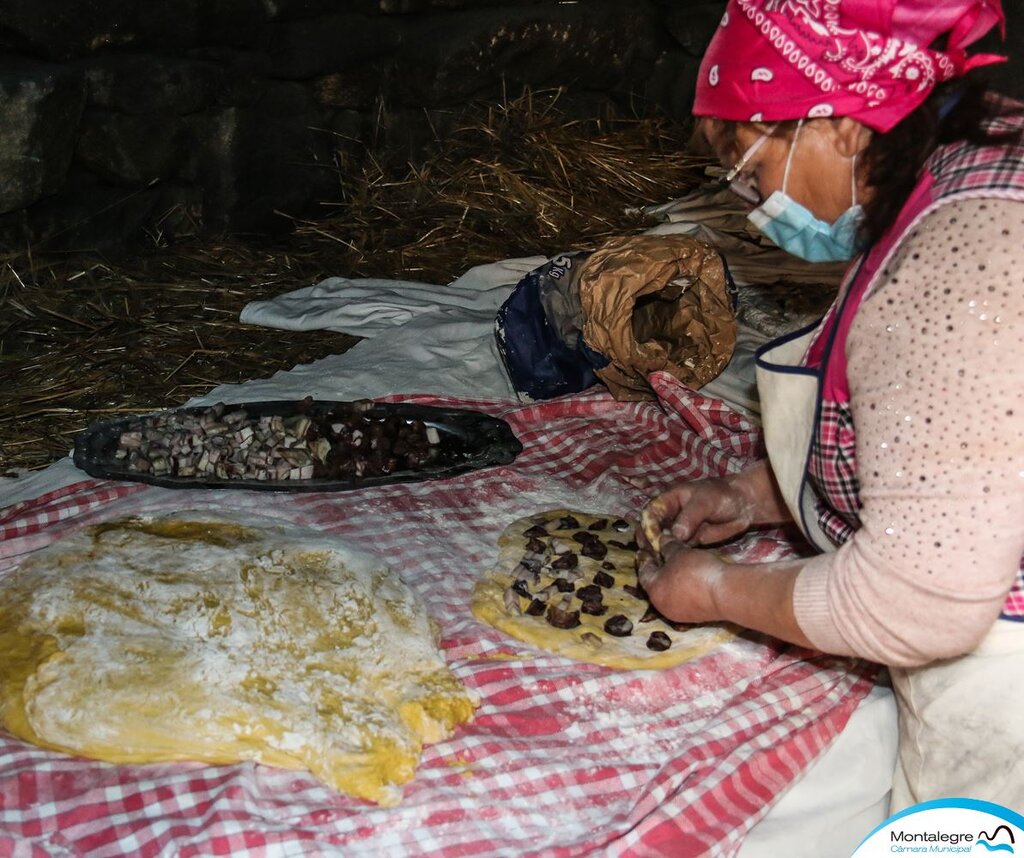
top-left (858, 76), bottom-right (1020, 245)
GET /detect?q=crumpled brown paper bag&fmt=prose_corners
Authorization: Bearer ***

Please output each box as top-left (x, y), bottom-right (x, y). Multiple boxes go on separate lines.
top-left (577, 234), bottom-right (737, 401)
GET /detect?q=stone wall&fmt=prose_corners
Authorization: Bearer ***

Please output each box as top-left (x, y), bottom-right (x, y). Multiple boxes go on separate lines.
top-left (0, 0), bottom-right (1020, 254)
top-left (0, 0), bottom-right (728, 253)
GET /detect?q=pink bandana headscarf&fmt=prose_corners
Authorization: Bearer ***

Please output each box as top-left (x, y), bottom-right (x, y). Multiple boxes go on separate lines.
top-left (693, 0), bottom-right (1007, 132)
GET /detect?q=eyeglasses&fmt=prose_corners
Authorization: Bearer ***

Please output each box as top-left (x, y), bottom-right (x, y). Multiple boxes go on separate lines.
top-left (720, 123), bottom-right (778, 206)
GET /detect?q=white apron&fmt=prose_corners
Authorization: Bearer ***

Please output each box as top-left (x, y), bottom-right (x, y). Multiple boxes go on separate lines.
top-left (755, 327), bottom-right (1024, 813)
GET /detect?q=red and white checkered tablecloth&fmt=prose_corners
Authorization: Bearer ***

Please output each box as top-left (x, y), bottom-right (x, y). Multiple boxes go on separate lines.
top-left (0, 372), bottom-right (877, 857)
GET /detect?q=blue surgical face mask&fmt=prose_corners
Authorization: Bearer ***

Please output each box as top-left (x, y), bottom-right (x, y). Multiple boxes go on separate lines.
top-left (746, 119), bottom-right (865, 263)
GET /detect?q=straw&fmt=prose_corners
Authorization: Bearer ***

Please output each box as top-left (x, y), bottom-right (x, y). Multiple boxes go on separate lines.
top-left (0, 89), bottom-right (710, 474)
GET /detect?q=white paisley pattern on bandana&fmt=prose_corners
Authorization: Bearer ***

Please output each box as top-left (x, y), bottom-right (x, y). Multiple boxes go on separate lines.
top-left (693, 0), bottom-right (1005, 132)
top-left (739, 0), bottom-right (949, 108)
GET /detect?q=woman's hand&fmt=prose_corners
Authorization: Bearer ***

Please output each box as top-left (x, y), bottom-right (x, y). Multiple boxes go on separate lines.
top-left (638, 543), bottom-right (814, 648)
top-left (638, 477), bottom-right (756, 555)
top-left (631, 462), bottom-right (812, 645)
top-left (638, 541), bottom-right (726, 624)
top-left (634, 476), bottom-right (750, 624)
top-left (637, 461), bottom-right (792, 555)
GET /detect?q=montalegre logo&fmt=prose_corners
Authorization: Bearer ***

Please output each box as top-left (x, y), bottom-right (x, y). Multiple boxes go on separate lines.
top-left (852, 798), bottom-right (1023, 856)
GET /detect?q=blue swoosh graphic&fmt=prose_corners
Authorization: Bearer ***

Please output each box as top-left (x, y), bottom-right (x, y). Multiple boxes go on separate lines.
top-left (977, 842), bottom-right (1015, 854)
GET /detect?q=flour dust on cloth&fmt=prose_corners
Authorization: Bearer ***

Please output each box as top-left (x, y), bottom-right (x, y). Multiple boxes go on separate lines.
top-left (0, 510), bottom-right (477, 806)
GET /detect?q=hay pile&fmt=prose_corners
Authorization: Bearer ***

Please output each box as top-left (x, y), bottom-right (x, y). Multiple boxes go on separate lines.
top-left (294, 90), bottom-right (710, 281)
top-left (0, 91), bottom-right (710, 475)
top-left (0, 245), bottom-right (360, 473)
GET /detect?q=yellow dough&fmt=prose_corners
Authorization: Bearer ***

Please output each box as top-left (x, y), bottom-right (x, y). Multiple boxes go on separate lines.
top-left (639, 502), bottom-right (665, 556)
top-left (0, 512), bottom-right (476, 806)
top-left (472, 509), bottom-right (735, 670)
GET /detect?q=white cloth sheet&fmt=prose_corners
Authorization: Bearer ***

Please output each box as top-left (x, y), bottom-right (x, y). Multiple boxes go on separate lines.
top-left (224, 257), bottom-right (544, 405)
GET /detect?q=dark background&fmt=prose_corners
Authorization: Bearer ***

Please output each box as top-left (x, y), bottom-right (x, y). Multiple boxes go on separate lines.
top-left (0, 0), bottom-right (1020, 255)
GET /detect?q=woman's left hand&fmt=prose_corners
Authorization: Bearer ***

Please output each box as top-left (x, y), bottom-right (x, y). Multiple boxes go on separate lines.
top-left (637, 540), bottom-right (727, 625)
top-left (639, 541), bottom-right (815, 649)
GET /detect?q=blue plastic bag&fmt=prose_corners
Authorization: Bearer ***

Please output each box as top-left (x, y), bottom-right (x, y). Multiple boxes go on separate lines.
top-left (494, 252), bottom-right (609, 400)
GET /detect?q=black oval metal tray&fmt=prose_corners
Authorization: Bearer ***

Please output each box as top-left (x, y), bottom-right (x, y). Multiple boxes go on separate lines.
top-left (73, 399), bottom-right (523, 492)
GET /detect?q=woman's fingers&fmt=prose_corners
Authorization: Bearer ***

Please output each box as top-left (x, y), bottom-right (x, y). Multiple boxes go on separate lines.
top-left (639, 542), bottom-right (724, 624)
top-left (691, 518), bottom-right (748, 546)
top-left (638, 491), bottom-right (695, 554)
top-left (662, 488), bottom-right (735, 545)
top-left (639, 488), bottom-right (700, 550)
top-left (639, 478), bottom-right (751, 556)
top-left (636, 550), bottom-right (659, 590)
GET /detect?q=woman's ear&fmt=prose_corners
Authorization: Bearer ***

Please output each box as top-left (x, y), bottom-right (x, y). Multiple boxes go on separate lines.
top-left (833, 116), bottom-right (872, 158)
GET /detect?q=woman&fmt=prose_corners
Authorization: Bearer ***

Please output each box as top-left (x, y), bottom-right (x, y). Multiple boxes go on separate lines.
top-left (637, 0), bottom-right (1024, 809)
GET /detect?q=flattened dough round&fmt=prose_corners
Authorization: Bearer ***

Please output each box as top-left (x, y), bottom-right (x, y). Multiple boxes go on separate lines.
top-left (472, 509), bottom-right (735, 670)
top-left (0, 512), bottom-right (476, 806)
